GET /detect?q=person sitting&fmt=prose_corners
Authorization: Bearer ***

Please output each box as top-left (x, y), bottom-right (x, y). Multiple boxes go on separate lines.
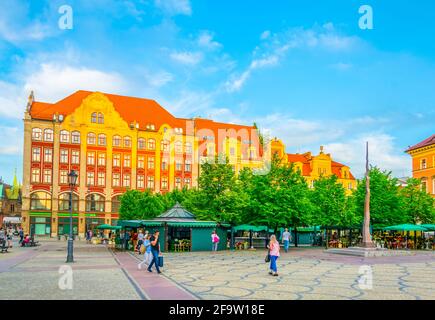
top-left (21, 234), bottom-right (31, 247)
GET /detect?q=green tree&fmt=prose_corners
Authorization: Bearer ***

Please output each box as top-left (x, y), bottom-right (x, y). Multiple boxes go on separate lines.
top-left (119, 189), bottom-right (164, 220)
top-left (401, 178), bottom-right (435, 224)
top-left (353, 167), bottom-right (405, 227)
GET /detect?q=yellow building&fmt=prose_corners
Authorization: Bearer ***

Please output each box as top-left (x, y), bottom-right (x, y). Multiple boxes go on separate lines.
top-left (21, 91), bottom-right (264, 237)
top-left (406, 134), bottom-right (435, 197)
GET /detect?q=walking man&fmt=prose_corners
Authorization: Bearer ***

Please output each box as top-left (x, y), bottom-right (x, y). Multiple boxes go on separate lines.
top-left (147, 230), bottom-right (161, 274)
top-left (282, 228), bottom-right (291, 253)
top-left (18, 227), bottom-right (24, 244)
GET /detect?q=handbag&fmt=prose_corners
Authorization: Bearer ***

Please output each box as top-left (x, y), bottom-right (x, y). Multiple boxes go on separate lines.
top-left (158, 254), bottom-right (164, 267)
top-left (265, 250), bottom-right (270, 263)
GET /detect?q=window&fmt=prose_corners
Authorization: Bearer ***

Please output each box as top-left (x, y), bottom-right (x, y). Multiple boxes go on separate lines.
top-left (43, 169), bottom-right (52, 184)
top-left (98, 153), bottom-right (106, 166)
top-left (72, 131), bottom-right (80, 144)
top-left (98, 172), bottom-right (105, 186)
top-left (422, 180), bottom-right (427, 193)
top-left (113, 154), bottom-right (121, 167)
top-left (91, 112), bottom-right (97, 123)
top-left (32, 147), bottom-right (41, 162)
top-left (124, 136), bottom-right (131, 148)
top-left (123, 174), bottom-right (131, 188)
top-left (147, 176), bottom-right (155, 189)
top-left (421, 159), bottom-right (427, 169)
top-left (230, 147), bottom-right (235, 156)
top-left (138, 138), bottom-right (146, 150)
top-left (161, 140), bottom-right (169, 152)
top-left (138, 155), bottom-right (145, 169)
top-left (112, 173), bottom-right (120, 187)
top-left (32, 128), bottom-right (42, 141)
top-left (175, 177), bottom-right (181, 189)
top-left (123, 154), bottom-right (131, 167)
top-left (86, 194), bottom-right (105, 212)
top-left (10, 204), bottom-right (14, 213)
top-left (113, 135), bottom-right (121, 147)
top-left (433, 178), bottom-right (435, 195)
top-left (249, 150), bottom-right (255, 159)
top-left (137, 175), bottom-right (144, 189)
top-left (148, 138), bottom-right (155, 150)
top-left (161, 176), bottom-right (168, 190)
top-left (148, 156), bottom-right (155, 169)
top-left (31, 168), bottom-right (40, 183)
top-left (348, 182), bottom-right (353, 190)
top-left (185, 142), bottom-right (192, 154)
top-left (58, 193), bottom-right (79, 212)
top-left (60, 170), bottom-right (68, 184)
top-left (98, 134), bottom-right (106, 146)
top-left (98, 113), bottom-right (104, 124)
top-left (176, 160), bottom-right (183, 171)
top-left (30, 192), bottom-right (51, 210)
top-left (87, 152), bottom-right (95, 165)
top-left (184, 178), bottom-right (191, 188)
top-left (112, 195), bottom-right (121, 213)
top-left (71, 150), bottom-right (80, 164)
top-left (60, 130), bottom-right (69, 143)
top-left (175, 141), bottom-right (183, 154)
top-left (87, 172), bottom-right (95, 186)
top-left (60, 149), bottom-right (69, 163)
top-left (87, 133), bottom-right (96, 145)
top-left (44, 129), bottom-right (53, 142)
top-left (162, 158), bottom-right (168, 171)
top-left (185, 160), bottom-right (191, 172)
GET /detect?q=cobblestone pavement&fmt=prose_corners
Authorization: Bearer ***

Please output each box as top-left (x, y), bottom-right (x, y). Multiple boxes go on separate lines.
top-left (157, 248), bottom-right (435, 300)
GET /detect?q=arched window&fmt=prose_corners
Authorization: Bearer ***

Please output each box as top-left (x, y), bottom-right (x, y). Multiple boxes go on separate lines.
top-left (58, 193), bottom-right (79, 211)
top-left (91, 112), bottom-right (97, 123)
top-left (87, 133), bottom-right (96, 145)
top-left (71, 131), bottom-right (81, 144)
top-left (97, 113), bottom-right (104, 124)
top-left (60, 130), bottom-right (70, 143)
top-left (148, 138), bottom-right (155, 150)
top-left (112, 195), bottom-right (122, 213)
top-left (175, 141), bottom-right (183, 154)
top-left (30, 192), bottom-right (52, 210)
top-left (86, 194), bottom-right (105, 212)
top-left (44, 129), bottom-right (54, 142)
top-left (161, 140), bottom-right (169, 152)
top-left (138, 138), bottom-right (146, 150)
top-left (124, 136), bottom-right (132, 148)
top-left (32, 128), bottom-right (42, 141)
top-left (98, 134), bottom-right (106, 146)
top-left (113, 135), bottom-right (121, 147)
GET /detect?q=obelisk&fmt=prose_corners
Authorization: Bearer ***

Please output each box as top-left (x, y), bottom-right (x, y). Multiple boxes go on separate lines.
top-left (361, 141), bottom-right (375, 247)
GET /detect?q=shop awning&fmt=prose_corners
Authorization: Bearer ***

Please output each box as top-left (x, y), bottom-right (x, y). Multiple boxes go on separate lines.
top-left (420, 224), bottom-right (435, 231)
top-left (233, 225), bottom-right (269, 232)
top-left (2, 217), bottom-right (21, 224)
top-left (96, 224), bottom-right (121, 230)
top-left (383, 224), bottom-right (428, 231)
top-left (166, 221), bottom-right (231, 228)
top-left (116, 220), bottom-right (163, 228)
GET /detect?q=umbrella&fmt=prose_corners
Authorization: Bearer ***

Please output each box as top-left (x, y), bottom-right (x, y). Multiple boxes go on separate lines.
top-left (420, 224), bottom-right (435, 231)
top-left (383, 224), bottom-right (428, 231)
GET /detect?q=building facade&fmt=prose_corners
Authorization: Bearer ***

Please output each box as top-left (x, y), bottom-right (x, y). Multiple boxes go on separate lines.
top-left (406, 134), bottom-right (435, 197)
top-left (0, 173), bottom-right (22, 227)
top-left (21, 90), bottom-right (357, 237)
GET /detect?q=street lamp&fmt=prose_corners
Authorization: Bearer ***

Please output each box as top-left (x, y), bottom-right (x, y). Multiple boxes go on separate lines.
top-left (66, 170), bottom-right (78, 263)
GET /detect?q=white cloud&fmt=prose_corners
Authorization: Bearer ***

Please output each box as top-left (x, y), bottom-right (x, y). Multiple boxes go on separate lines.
top-left (170, 51), bottom-right (203, 65)
top-left (155, 0), bottom-right (192, 16)
top-left (260, 30), bottom-right (271, 40)
top-left (144, 70), bottom-right (174, 88)
top-left (197, 31), bottom-right (222, 50)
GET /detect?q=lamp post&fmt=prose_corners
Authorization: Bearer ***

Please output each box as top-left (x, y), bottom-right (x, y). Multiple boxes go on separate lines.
top-left (66, 170), bottom-right (78, 263)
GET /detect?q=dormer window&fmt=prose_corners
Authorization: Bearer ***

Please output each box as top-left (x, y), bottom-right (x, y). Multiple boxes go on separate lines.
top-left (44, 129), bottom-right (53, 142)
top-left (32, 128), bottom-right (42, 141)
top-left (91, 112), bottom-right (97, 123)
top-left (91, 112), bottom-right (104, 124)
top-left (421, 159), bottom-right (427, 169)
top-left (98, 113), bottom-right (104, 124)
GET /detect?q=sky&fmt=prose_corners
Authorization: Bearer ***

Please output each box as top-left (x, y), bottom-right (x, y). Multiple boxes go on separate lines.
top-left (0, 0), bottom-right (434, 184)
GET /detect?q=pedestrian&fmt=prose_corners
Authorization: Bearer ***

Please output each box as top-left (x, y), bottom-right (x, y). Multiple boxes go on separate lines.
top-left (282, 228), bottom-right (291, 253)
top-left (124, 231), bottom-right (131, 250)
top-left (211, 230), bottom-right (220, 252)
top-left (147, 230), bottom-right (162, 274)
top-left (137, 230), bottom-right (144, 253)
top-left (267, 235), bottom-right (280, 276)
top-left (7, 228), bottom-right (13, 248)
top-left (138, 234), bottom-right (152, 269)
top-left (18, 227), bottom-right (24, 244)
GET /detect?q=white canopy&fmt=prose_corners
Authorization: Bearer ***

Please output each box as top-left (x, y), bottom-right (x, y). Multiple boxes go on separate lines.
top-left (2, 217), bottom-right (22, 224)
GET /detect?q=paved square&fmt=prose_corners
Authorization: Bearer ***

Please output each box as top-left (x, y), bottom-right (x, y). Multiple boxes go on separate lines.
top-left (1, 239), bottom-right (434, 300)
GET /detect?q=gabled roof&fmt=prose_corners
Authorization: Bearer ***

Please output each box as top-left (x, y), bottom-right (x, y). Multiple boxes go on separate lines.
top-left (156, 202), bottom-right (196, 220)
top-left (406, 134), bottom-right (435, 152)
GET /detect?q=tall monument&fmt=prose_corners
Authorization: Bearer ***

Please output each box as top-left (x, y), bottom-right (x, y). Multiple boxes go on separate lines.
top-left (361, 142), bottom-right (375, 248)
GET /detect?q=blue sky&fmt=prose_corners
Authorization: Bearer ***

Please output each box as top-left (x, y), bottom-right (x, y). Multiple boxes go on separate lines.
top-left (0, 0), bottom-right (434, 183)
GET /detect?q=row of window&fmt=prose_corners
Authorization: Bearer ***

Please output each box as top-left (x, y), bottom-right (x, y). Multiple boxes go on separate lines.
top-left (30, 168), bottom-right (191, 189)
top-left (30, 192), bottom-right (112, 212)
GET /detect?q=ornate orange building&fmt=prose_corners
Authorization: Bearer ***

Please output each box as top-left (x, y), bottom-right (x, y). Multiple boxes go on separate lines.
top-left (21, 90), bottom-right (356, 237)
top-left (406, 134), bottom-right (435, 197)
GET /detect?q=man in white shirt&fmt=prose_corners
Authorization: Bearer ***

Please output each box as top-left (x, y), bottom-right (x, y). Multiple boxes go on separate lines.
top-left (282, 228), bottom-right (292, 253)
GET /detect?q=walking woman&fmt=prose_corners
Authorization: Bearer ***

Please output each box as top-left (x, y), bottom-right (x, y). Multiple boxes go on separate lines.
top-left (267, 235), bottom-right (280, 276)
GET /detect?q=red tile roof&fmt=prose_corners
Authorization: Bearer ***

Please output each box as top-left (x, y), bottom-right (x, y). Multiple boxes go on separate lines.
top-left (406, 134), bottom-right (435, 152)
